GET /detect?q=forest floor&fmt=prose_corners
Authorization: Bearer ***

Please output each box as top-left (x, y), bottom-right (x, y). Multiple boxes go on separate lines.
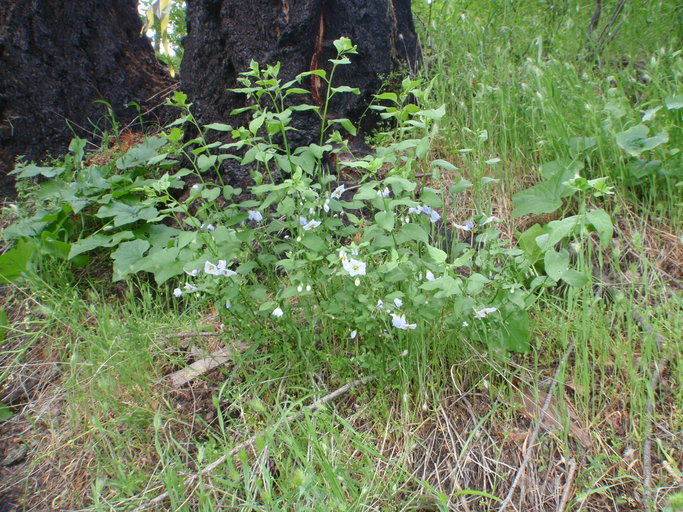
top-left (1, 1), bottom-right (682, 511)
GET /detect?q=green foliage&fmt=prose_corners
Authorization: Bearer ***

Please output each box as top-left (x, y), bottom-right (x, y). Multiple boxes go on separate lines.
top-left (3, 38), bottom-right (612, 356)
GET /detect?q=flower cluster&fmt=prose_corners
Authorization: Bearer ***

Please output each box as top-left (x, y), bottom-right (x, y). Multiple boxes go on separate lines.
top-left (173, 259), bottom-right (237, 297)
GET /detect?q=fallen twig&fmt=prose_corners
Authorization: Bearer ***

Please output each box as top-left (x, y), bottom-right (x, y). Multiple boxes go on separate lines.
top-left (166, 343), bottom-right (249, 388)
top-left (132, 373), bottom-right (377, 511)
top-left (632, 311), bottom-right (667, 512)
top-left (556, 458), bottom-right (578, 512)
top-left (498, 343), bottom-right (574, 511)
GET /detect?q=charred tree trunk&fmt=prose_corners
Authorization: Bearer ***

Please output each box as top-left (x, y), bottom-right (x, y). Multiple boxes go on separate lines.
top-left (181, 0), bottom-right (421, 187)
top-left (0, 0), bottom-right (174, 197)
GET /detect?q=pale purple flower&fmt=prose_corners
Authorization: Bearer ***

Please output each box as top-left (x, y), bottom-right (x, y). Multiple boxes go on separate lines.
top-left (391, 314), bottom-right (416, 330)
top-left (454, 221), bottom-right (475, 231)
top-left (474, 307), bottom-right (497, 319)
top-left (425, 271), bottom-right (435, 281)
top-left (248, 210), bottom-right (263, 222)
top-left (272, 307), bottom-right (284, 318)
top-left (393, 297), bottom-right (403, 308)
top-left (377, 187), bottom-right (390, 198)
top-left (302, 219), bottom-right (321, 231)
top-left (185, 268), bottom-right (200, 277)
top-left (350, 330), bottom-right (357, 339)
top-left (184, 283), bottom-right (198, 292)
top-left (173, 288), bottom-right (182, 298)
top-left (376, 300), bottom-right (384, 310)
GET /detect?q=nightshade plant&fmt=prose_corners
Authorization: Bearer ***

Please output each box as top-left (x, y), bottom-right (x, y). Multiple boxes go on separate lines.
top-left (2, 38), bottom-right (613, 356)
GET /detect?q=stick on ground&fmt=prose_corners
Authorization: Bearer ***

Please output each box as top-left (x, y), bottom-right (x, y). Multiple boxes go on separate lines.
top-left (132, 373), bottom-right (377, 511)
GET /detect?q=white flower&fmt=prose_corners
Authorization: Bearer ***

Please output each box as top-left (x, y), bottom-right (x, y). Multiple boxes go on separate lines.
top-left (331, 185), bottom-right (345, 199)
top-left (481, 216), bottom-right (498, 225)
top-left (297, 285), bottom-right (303, 292)
top-left (299, 216), bottom-right (308, 226)
top-left (200, 223), bottom-right (216, 231)
top-left (272, 307), bottom-right (284, 318)
top-left (377, 187), bottom-right (390, 198)
top-left (474, 307), bottom-right (497, 319)
top-left (350, 330), bottom-right (357, 339)
top-left (462, 321), bottom-right (469, 327)
top-left (302, 219), bottom-right (321, 231)
top-left (391, 314), bottom-right (417, 330)
top-left (323, 199), bottom-right (330, 213)
top-left (184, 283), bottom-right (198, 292)
top-left (408, 206), bottom-right (421, 214)
top-left (343, 258), bottom-right (366, 276)
top-left (429, 210), bottom-right (441, 223)
top-left (248, 210), bottom-right (263, 222)
top-left (173, 288), bottom-right (182, 298)
top-left (225, 300), bottom-right (232, 309)
top-left (185, 268), bottom-right (200, 277)
top-left (351, 248), bottom-right (359, 256)
top-left (425, 271), bottom-right (435, 281)
top-left (354, 278), bottom-right (360, 286)
top-left (454, 221), bottom-right (475, 231)
top-left (393, 297), bottom-right (403, 308)
top-left (221, 268), bottom-right (237, 277)
top-left (376, 300), bottom-right (384, 310)
top-left (309, 207), bottom-right (315, 215)
top-left (306, 284), bottom-right (311, 292)
top-left (339, 250), bottom-right (348, 261)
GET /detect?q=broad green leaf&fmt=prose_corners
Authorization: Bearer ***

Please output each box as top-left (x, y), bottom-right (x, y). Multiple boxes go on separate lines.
top-left (300, 232), bottom-right (326, 253)
top-left (503, 310), bottom-right (530, 352)
top-left (397, 223), bottom-right (428, 244)
top-left (197, 154), bottom-right (218, 171)
top-left (10, 163), bottom-right (63, 178)
top-left (419, 275), bottom-right (461, 298)
top-left (615, 125), bottom-right (669, 157)
top-left (561, 269), bottom-right (589, 288)
top-left (96, 202), bottom-right (159, 227)
top-left (0, 240), bottom-right (35, 284)
top-left (664, 95), bottom-right (683, 110)
top-left (0, 309), bottom-right (8, 342)
top-left (111, 240), bottom-right (150, 281)
top-left (116, 136), bottom-right (167, 169)
top-left (517, 224), bottom-right (547, 265)
top-left (427, 244), bottom-right (447, 264)
top-left (69, 232), bottom-right (131, 258)
top-left (418, 105), bottom-right (446, 120)
top-left (204, 123), bottom-right (233, 132)
top-left (375, 211), bottom-right (395, 232)
top-left (449, 178), bottom-right (473, 194)
top-left (544, 249), bottom-right (570, 281)
top-left (585, 209), bottom-right (613, 248)
top-left (466, 273), bottom-right (490, 295)
top-left (0, 402), bottom-right (12, 421)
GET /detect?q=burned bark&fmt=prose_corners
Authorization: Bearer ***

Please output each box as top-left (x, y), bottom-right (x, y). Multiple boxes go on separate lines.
top-left (0, 0), bottom-right (174, 197)
top-left (181, 0), bottom-right (421, 187)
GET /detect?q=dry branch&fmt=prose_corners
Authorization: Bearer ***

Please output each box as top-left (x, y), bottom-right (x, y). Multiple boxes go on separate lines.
top-left (498, 343), bottom-right (574, 511)
top-left (166, 342), bottom-right (249, 388)
top-left (132, 373), bottom-right (377, 511)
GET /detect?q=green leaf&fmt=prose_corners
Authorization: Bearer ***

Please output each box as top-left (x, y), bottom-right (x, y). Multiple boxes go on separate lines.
top-left (300, 232), bottom-right (326, 253)
top-left (561, 269), bottom-right (589, 288)
top-left (138, 246), bottom-right (187, 284)
top-left (197, 154), bottom-right (218, 172)
top-left (10, 163), bottom-right (64, 178)
top-left (466, 273), bottom-right (490, 295)
top-left (664, 95), bottom-right (683, 110)
top-left (330, 86), bottom-right (360, 95)
top-left (96, 202), bottom-right (159, 227)
top-left (204, 123), bottom-right (233, 132)
top-left (375, 211), bottom-right (395, 232)
top-left (585, 209), bottom-right (613, 248)
top-left (518, 224), bottom-right (546, 261)
top-left (449, 178), bottom-right (473, 195)
top-left (116, 136), bottom-right (167, 169)
top-left (615, 124), bottom-right (669, 157)
top-left (0, 402), bottom-right (12, 421)
top-left (418, 105), bottom-right (446, 120)
top-left (503, 310), bottom-right (530, 352)
top-left (512, 161), bottom-right (579, 217)
top-left (0, 309), bottom-right (8, 343)
top-left (397, 223), bottom-right (429, 244)
top-left (427, 244), bottom-right (447, 264)
top-left (111, 240), bottom-right (150, 281)
top-left (0, 240), bottom-right (35, 284)
top-left (419, 275), bottom-right (461, 298)
top-left (544, 249), bottom-right (570, 281)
